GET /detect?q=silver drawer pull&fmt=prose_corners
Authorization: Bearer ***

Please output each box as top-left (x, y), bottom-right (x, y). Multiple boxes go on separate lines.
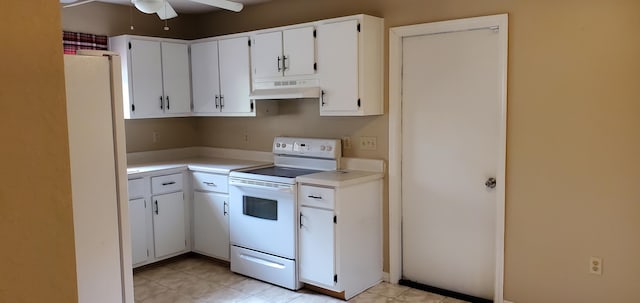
top-left (203, 181), bottom-right (217, 187)
top-left (161, 181), bottom-right (176, 186)
top-left (308, 195), bottom-right (322, 199)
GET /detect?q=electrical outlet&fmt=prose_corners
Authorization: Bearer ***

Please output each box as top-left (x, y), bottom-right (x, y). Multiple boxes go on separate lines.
top-left (342, 136), bottom-right (352, 149)
top-left (590, 256), bottom-right (602, 275)
top-left (360, 136), bottom-right (377, 150)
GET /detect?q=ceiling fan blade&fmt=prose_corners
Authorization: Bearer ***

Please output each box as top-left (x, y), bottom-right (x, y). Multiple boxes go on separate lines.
top-left (62, 0), bottom-right (98, 8)
top-left (190, 0), bottom-right (243, 12)
top-left (156, 1), bottom-right (178, 20)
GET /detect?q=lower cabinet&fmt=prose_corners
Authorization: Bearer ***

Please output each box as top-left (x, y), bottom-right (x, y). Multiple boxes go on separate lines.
top-left (298, 179), bottom-right (383, 300)
top-left (299, 206), bottom-right (335, 287)
top-left (193, 191), bottom-right (229, 260)
top-left (128, 172), bottom-right (189, 268)
top-left (153, 191), bottom-right (187, 258)
top-left (129, 198), bottom-right (149, 265)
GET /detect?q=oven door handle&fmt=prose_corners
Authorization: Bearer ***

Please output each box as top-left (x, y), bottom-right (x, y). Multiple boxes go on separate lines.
top-left (229, 179), bottom-right (293, 193)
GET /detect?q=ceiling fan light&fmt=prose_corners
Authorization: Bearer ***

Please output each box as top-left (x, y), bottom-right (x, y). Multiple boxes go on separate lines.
top-left (132, 0), bottom-right (164, 14)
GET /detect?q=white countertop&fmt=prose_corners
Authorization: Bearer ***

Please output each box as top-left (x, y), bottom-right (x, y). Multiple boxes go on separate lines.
top-left (127, 157), bottom-right (271, 177)
top-left (296, 169), bottom-right (383, 187)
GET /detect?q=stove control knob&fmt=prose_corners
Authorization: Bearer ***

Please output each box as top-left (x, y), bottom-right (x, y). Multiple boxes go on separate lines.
top-left (282, 143), bottom-right (287, 148)
top-left (327, 146), bottom-right (333, 151)
top-left (320, 145), bottom-right (326, 151)
top-left (276, 143), bottom-right (281, 148)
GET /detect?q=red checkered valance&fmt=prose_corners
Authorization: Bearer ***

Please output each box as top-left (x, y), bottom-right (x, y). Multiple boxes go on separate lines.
top-left (63, 31), bottom-right (108, 55)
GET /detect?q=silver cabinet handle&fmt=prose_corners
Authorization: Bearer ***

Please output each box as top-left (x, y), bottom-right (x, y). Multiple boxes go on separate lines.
top-left (277, 56), bottom-right (282, 72)
top-left (203, 181), bottom-right (216, 187)
top-left (283, 55), bottom-right (289, 71)
top-left (154, 200), bottom-right (159, 215)
top-left (159, 96), bottom-right (163, 109)
top-left (162, 181), bottom-right (176, 186)
top-left (166, 96), bottom-right (170, 110)
top-left (307, 195), bottom-right (322, 199)
top-left (215, 95), bottom-right (219, 108)
top-left (223, 201), bottom-right (228, 216)
top-left (220, 95), bottom-right (224, 108)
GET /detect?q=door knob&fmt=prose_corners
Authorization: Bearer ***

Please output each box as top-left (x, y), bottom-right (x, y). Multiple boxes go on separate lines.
top-left (485, 177), bottom-right (497, 189)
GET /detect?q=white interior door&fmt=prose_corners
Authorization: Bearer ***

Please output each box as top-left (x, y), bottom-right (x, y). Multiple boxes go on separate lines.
top-left (401, 27), bottom-right (503, 300)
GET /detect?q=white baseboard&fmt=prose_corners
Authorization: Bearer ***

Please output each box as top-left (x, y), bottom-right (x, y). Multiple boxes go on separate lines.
top-left (504, 300), bottom-right (514, 303)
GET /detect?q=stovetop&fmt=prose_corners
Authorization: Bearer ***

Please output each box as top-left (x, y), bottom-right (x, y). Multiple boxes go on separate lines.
top-left (240, 166), bottom-right (322, 179)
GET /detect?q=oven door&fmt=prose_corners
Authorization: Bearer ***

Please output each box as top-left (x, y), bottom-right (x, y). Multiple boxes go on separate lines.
top-left (229, 177), bottom-right (297, 259)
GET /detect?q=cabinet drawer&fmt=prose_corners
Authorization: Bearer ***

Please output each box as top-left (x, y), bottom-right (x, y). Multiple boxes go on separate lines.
top-left (151, 173), bottom-right (183, 194)
top-left (299, 185), bottom-right (335, 209)
top-left (128, 178), bottom-right (146, 199)
top-left (192, 172), bottom-right (228, 193)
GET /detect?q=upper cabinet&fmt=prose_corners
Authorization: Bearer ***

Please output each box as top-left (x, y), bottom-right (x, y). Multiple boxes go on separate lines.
top-left (109, 36), bottom-right (191, 119)
top-left (191, 36), bottom-right (256, 116)
top-left (251, 27), bottom-right (316, 80)
top-left (317, 15), bottom-right (384, 116)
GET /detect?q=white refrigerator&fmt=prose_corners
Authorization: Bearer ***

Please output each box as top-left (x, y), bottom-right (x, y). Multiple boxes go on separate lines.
top-left (64, 51), bottom-right (133, 303)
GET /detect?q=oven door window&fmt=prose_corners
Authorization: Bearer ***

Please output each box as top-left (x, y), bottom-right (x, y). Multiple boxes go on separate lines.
top-left (243, 196), bottom-right (277, 220)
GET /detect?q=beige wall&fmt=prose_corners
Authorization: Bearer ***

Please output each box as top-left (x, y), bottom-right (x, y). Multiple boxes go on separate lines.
top-left (60, 0), bottom-right (640, 302)
top-left (0, 2), bottom-right (78, 302)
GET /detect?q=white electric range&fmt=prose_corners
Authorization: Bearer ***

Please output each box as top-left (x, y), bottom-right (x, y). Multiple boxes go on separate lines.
top-left (228, 137), bottom-right (341, 290)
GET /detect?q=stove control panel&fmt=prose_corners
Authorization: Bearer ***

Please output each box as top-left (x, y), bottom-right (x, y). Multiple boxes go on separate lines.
top-left (273, 137), bottom-right (341, 159)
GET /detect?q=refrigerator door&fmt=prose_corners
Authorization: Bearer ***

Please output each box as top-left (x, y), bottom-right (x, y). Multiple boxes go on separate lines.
top-left (64, 53), bottom-right (129, 303)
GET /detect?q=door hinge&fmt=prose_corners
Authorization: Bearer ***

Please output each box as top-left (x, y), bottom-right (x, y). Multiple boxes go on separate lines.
top-left (357, 99), bottom-right (361, 108)
top-left (334, 274), bottom-right (338, 283)
top-left (313, 29), bottom-right (317, 38)
top-left (128, 42), bottom-right (132, 49)
top-left (250, 101), bottom-right (254, 112)
top-left (357, 23), bottom-right (361, 32)
top-left (248, 39), bottom-right (252, 47)
top-left (144, 199), bottom-right (146, 208)
top-left (131, 104), bottom-right (135, 112)
top-left (333, 215), bottom-right (337, 224)
top-left (314, 62), bottom-right (317, 71)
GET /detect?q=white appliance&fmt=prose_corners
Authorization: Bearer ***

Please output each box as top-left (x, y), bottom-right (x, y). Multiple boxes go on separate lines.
top-left (228, 137), bottom-right (341, 290)
top-left (64, 51), bottom-right (132, 303)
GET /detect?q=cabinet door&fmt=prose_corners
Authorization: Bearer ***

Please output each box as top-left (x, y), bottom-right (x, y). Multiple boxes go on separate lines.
top-left (129, 198), bottom-right (149, 265)
top-left (252, 31), bottom-right (283, 79)
top-left (153, 191), bottom-right (186, 258)
top-left (130, 39), bottom-right (164, 117)
top-left (317, 20), bottom-right (359, 113)
top-left (191, 41), bottom-right (221, 113)
top-left (193, 191), bottom-right (229, 260)
top-left (161, 42), bottom-right (191, 115)
top-left (299, 206), bottom-right (335, 287)
top-left (283, 27), bottom-right (316, 77)
top-left (219, 37), bottom-right (252, 114)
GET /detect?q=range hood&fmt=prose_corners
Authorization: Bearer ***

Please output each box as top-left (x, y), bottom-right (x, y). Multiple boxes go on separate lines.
top-left (250, 79), bottom-right (321, 100)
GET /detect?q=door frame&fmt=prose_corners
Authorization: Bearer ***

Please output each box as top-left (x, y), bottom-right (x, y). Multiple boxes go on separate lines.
top-left (388, 14), bottom-right (508, 302)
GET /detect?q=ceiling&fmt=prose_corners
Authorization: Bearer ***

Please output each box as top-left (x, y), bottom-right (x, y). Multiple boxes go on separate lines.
top-left (69, 0), bottom-right (271, 14)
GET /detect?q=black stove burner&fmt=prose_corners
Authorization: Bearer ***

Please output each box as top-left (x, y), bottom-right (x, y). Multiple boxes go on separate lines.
top-left (242, 166), bottom-right (321, 178)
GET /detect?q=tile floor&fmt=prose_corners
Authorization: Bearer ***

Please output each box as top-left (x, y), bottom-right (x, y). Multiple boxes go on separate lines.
top-left (134, 255), bottom-right (469, 303)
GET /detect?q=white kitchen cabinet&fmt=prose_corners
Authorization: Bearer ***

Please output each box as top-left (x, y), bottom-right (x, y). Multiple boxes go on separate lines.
top-left (129, 198), bottom-right (149, 265)
top-left (297, 174), bottom-right (383, 300)
top-left (192, 171), bottom-right (230, 260)
top-left (191, 37), bottom-right (255, 116)
top-left (251, 26), bottom-right (316, 80)
top-left (317, 15), bottom-right (384, 116)
top-left (299, 206), bottom-right (335, 287)
top-left (152, 191), bottom-right (187, 258)
top-left (193, 191), bottom-right (229, 260)
top-left (109, 35), bottom-right (191, 119)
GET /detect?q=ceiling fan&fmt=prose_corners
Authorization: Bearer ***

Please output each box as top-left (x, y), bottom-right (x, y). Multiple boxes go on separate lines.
top-left (61, 0), bottom-right (243, 20)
